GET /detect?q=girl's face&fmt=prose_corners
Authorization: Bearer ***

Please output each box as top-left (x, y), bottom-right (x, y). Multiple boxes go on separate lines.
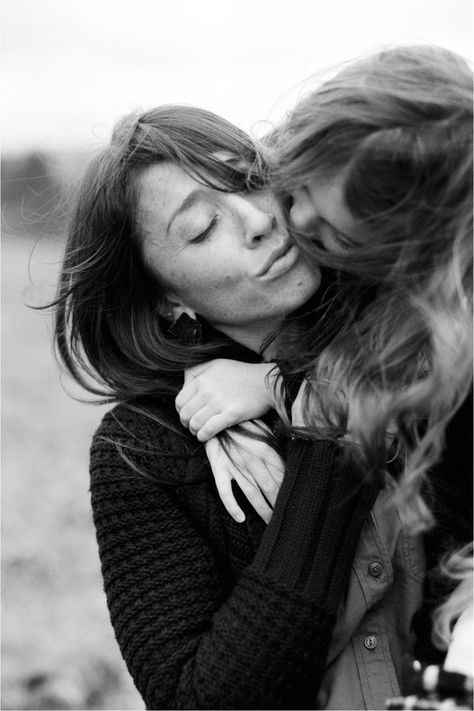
top-left (289, 174), bottom-right (364, 255)
top-left (137, 162), bottom-right (321, 349)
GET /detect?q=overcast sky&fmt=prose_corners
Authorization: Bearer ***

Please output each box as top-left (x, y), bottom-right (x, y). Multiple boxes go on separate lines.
top-left (2, 0), bottom-right (473, 155)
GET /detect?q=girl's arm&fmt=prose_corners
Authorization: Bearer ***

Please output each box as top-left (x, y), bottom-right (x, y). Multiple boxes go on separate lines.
top-left (176, 360), bottom-right (290, 524)
top-left (175, 359), bottom-right (282, 441)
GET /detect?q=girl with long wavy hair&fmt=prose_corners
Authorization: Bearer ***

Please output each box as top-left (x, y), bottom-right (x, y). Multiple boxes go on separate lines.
top-left (180, 45), bottom-right (473, 706)
top-left (278, 43), bottom-right (473, 708)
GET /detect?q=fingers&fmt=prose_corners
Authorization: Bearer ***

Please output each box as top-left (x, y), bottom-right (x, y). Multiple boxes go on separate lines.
top-left (176, 389), bottom-right (210, 430)
top-left (226, 422), bottom-right (284, 508)
top-left (176, 390), bottom-right (240, 438)
top-left (233, 471), bottom-right (273, 524)
top-left (175, 378), bottom-right (198, 413)
top-left (239, 453), bottom-right (283, 507)
top-left (257, 461), bottom-right (283, 507)
top-left (195, 412), bottom-right (242, 442)
top-left (179, 400), bottom-right (208, 431)
top-left (204, 424), bottom-right (284, 526)
top-left (212, 466), bottom-right (246, 524)
top-left (205, 438), bottom-right (275, 524)
top-left (205, 439), bottom-right (246, 523)
top-left (264, 452), bottom-right (285, 488)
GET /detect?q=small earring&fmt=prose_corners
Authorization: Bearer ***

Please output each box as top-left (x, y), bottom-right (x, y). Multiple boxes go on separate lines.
top-left (169, 312), bottom-right (203, 346)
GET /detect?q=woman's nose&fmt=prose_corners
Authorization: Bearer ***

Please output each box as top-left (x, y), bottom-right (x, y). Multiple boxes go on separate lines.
top-left (243, 201), bottom-right (276, 248)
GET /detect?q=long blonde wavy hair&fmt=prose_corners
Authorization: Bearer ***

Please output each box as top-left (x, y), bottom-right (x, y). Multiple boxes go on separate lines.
top-left (271, 45), bottom-right (473, 647)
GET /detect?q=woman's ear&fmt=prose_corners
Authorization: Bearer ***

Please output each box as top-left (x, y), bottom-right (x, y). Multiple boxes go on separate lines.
top-left (160, 295), bottom-right (196, 322)
top-left (170, 303), bottom-right (197, 321)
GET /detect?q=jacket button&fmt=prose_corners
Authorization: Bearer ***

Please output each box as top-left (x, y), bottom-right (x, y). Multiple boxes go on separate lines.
top-left (368, 562), bottom-right (383, 578)
top-left (364, 635), bottom-right (377, 650)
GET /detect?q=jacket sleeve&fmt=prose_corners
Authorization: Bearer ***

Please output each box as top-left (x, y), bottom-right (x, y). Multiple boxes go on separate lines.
top-left (90, 407), bottom-right (378, 710)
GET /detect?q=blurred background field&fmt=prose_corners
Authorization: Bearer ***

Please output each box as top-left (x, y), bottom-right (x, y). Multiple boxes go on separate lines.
top-left (1, 154), bottom-right (143, 709)
top-left (2, 1), bottom-right (472, 709)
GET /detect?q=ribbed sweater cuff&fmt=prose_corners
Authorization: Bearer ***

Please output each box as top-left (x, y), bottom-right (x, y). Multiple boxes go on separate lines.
top-left (249, 438), bottom-right (378, 612)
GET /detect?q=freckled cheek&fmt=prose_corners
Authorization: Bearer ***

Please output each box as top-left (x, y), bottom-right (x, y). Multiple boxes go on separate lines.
top-left (200, 273), bottom-right (238, 294)
top-left (200, 263), bottom-right (242, 288)
top-left (173, 271), bottom-right (240, 305)
top-left (163, 252), bottom-right (244, 296)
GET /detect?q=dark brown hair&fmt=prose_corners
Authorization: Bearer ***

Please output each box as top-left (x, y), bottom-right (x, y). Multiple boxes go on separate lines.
top-left (52, 105), bottom-right (266, 410)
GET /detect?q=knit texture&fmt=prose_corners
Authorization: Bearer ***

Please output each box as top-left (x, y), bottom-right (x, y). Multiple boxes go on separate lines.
top-left (90, 401), bottom-right (378, 710)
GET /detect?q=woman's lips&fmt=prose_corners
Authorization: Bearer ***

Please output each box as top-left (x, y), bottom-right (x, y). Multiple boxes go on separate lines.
top-left (257, 244), bottom-right (299, 280)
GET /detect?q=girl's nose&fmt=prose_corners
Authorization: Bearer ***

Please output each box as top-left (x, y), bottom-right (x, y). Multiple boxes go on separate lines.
top-left (289, 190), bottom-right (317, 233)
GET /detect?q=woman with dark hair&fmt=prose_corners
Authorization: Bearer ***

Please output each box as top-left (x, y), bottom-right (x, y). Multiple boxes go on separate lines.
top-left (52, 104), bottom-right (393, 709)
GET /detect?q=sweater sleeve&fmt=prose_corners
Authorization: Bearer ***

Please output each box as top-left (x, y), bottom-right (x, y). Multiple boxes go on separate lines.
top-left (90, 407), bottom-right (378, 710)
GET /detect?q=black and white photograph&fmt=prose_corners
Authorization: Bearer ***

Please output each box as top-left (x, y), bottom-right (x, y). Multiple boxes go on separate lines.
top-left (2, 1), bottom-right (473, 709)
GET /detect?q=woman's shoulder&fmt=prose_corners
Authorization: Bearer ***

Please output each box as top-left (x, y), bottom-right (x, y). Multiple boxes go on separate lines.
top-left (94, 398), bottom-right (178, 440)
top-left (91, 399), bottom-right (209, 486)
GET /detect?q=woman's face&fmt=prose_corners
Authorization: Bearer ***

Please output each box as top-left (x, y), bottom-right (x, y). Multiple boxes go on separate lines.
top-left (289, 174), bottom-right (364, 255)
top-left (137, 162), bottom-right (321, 347)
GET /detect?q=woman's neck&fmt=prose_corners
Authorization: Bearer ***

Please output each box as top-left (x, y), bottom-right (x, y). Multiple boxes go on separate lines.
top-left (213, 319), bottom-right (282, 361)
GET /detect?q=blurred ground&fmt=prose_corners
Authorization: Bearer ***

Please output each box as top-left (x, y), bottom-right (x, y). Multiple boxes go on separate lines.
top-left (1, 231), bottom-right (143, 709)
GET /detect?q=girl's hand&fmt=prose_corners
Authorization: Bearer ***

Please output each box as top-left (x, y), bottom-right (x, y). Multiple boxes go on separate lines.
top-left (176, 360), bottom-right (279, 442)
top-left (205, 421), bottom-right (284, 524)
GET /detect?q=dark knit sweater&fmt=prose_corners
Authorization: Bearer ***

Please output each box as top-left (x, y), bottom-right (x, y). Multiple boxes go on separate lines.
top-left (89, 301), bottom-right (472, 709)
top-left (90, 395), bottom-right (378, 710)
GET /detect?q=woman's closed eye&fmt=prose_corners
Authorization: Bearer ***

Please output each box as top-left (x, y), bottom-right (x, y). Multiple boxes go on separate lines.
top-left (190, 214), bottom-right (220, 243)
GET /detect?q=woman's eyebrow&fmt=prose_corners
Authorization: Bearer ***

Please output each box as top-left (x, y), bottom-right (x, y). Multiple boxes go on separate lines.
top-left (167, 189), bottom-right (207, 234)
